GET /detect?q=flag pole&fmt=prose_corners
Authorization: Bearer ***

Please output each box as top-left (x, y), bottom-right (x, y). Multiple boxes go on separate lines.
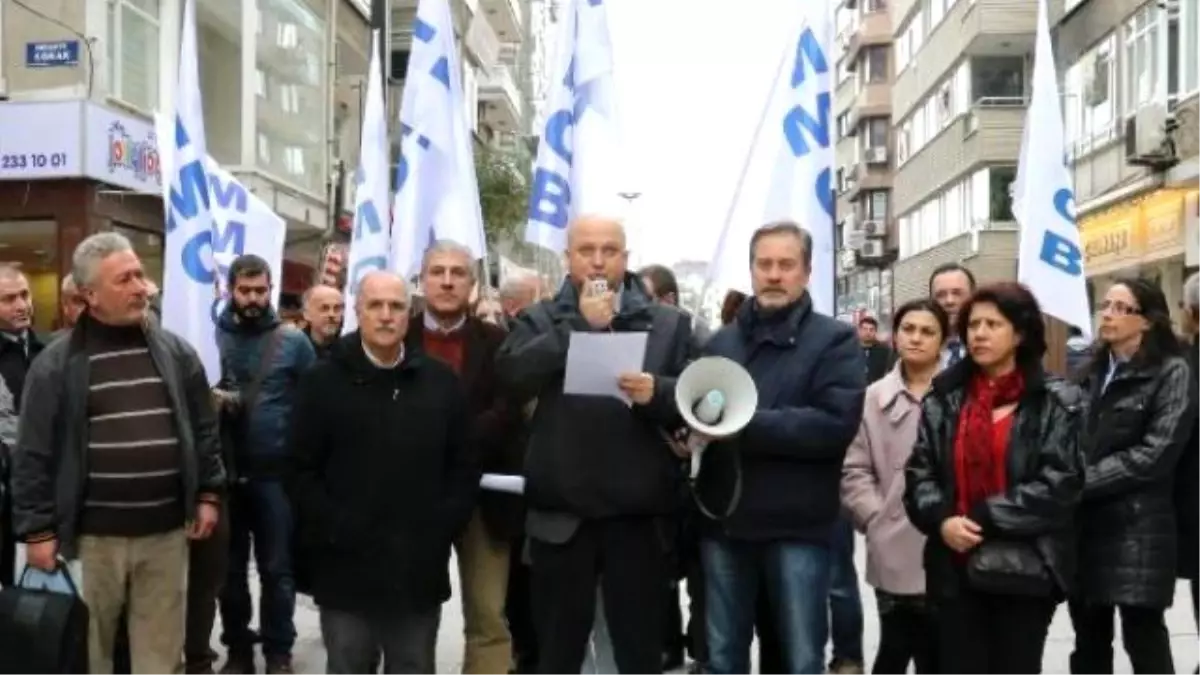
top-left (694, 23), bottom-right (802, 316)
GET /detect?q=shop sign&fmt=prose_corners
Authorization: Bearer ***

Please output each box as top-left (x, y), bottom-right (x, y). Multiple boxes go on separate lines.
top-left (0, 101), bottom-right (84, 180)
top-left (1080, 209), bottom-right (1138, 270)
top-left (0, 100), bottom-right (161, 193)
top-left (83, 104), bottom-right (161, 194)
top-left (1140, 190), bottom-right (1185, 255)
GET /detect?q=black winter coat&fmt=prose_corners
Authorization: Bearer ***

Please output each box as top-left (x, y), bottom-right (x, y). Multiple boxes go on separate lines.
top-left (1176, 339), bottom-right (1199, 581)
top-left (1077, 350), bottom-right (1195, 607)
top-left (286, 335), bottom-right (478, 615)
top-left (903, 362), bottom-right (1085, 601)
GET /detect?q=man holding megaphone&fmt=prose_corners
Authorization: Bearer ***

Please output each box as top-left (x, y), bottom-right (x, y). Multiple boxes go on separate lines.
top-left (495, 215), bottom-right (694, 674)
top-left (682, 221), bottom-right (866, 675)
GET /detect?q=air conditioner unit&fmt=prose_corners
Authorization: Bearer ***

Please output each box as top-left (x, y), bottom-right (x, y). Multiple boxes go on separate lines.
top-left (1124, 103), bottom-right (1176, 167)
top-left (859, 240), bottom-right (886, 257)
top-left (861, 219), bottom-right (887, 237)
top-left (864, 147), bottom-right (888, 164)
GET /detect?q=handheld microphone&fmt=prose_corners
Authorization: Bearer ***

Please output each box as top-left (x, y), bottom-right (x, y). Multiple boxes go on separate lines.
top-left (689, 390), bottom-right (726, 478)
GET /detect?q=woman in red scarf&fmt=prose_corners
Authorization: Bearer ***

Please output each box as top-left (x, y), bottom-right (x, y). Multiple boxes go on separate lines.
top-left (903, 282), bottom-right (1085, 674)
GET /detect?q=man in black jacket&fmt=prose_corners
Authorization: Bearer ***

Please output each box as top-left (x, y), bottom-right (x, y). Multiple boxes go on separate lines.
top-left (695, 221), bottom-right (866, 675)
top-left (11, 232), bottom-right (224, 673)
top-left (287, 271), bottom-right (477, 673)
top-left (496, 215), bottom-right (693, 673)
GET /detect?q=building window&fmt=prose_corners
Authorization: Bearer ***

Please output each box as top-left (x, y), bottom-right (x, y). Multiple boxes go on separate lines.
top-left (256, 0), bottom-right (327, 192)
top-left (837, 112), bottom-right (850, 139)
top-left (106, 0), bottom-right (160, 112)
top-left (988, 166), bottom-right (1017, 221)
top-left (1123, 4), bottom-right (1161, 115)
top-left (866, 117), bottom-right (888, 149)
top-left (1181, 0), bottom-right (1199, 96)
top-left (1065, 34), bottom-right (1116, 154)
top-left (972, 56), bottom-right (1025, 101)
top-left (865, 190), bottom-right (889, 220)
top-left (865, 46), bottom-right (888, 83)
top-left (866, 0), bottom-right (887, 11)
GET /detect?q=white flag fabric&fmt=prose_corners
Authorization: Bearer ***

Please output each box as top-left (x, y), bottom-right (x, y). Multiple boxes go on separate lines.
top-left (156, 110), bottom-right (286, 383)
top-left (524, 0), bottom-right (620, 253)
top-left (161, 0), bottom-right (222, 383)
top-left (1015, 0), bottom-right (1091, 337)
top-left (343, 30), bottom-right (392, 335)
top-left (705, 5), bottom-right (837, 315)
top-left (391, 0), bottom-right (487, 280)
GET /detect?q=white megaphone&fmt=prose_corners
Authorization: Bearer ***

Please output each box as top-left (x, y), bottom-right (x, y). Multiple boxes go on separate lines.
top-left (675, 356), bottom-right (759, 479)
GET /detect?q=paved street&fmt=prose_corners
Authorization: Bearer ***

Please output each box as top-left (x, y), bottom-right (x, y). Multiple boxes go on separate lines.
top-left (221, 543), bottom-right (1199, 674)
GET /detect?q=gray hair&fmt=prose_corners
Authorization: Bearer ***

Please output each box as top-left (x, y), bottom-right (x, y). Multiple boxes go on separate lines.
top-left (421, 240), bottom-right (476, 279)
top-left (61, 273), bottom-right (77, 295)
top-left (354, 270), bottom-right (413, 310)
top-left (0, 263), bottom-right (25, 283)
top-left (749, 220), bottom-right (813, 269)
top-left (499, 273), bottom-right (539, 301)
top-left (1186, 271), bottom-right (1200, 312)
top-left (72, 232), bottom-right (135, 288)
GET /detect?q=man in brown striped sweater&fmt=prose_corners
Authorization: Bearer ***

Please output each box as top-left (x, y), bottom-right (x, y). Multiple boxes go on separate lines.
top-left (11, 232), bottom-right (225, 674)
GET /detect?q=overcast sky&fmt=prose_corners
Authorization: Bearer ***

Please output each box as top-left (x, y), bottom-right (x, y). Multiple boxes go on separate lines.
top-left (599, 0), bottom-right (800, 269)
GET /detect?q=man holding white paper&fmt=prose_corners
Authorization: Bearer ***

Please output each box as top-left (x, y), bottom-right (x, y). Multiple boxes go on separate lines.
top-left (495, 215), bottom-right (693, 673)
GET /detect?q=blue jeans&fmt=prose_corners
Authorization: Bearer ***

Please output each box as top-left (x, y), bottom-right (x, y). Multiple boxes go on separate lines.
top-left (829, 515), bottom-right (864, 665)
top-left (220, 479), bottom-right (297, 658)
top-left (702, 537), bottom-right (832, 674)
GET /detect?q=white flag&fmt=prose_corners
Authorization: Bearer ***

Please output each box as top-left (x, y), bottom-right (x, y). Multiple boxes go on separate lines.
top-left (524, 0), bottom-right (620, 253)
top-left (705, 5), bottom-right (837, 315)
top-left (343, 30), bottom-right (392, 335)
top-left (1015, 0), bottom-right (1091, 337)
top-left (156, 111), bottom-right (286, 383)
top-left (161, 0), bottom-right (222, 383)
top-left (391, 0), bottom-right (487, 280)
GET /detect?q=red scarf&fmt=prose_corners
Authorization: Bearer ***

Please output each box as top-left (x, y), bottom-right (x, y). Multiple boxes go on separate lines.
top-left (954, 369), bottom-right (1024, 515)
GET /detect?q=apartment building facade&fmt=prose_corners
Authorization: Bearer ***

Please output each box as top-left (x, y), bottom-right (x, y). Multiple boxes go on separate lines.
top-left (1053, 0), bottom-right (1198, 320)
top-left (0, 0), bottom-right (377, 329)
top-left (888, 0), bottom-right (1036, 305)
top-left (833, 0), bottom-right (898, 327)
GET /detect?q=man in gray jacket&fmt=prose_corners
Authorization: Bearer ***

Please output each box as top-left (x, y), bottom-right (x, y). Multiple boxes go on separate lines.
top-left (11, 232), bottom-right (225, 673)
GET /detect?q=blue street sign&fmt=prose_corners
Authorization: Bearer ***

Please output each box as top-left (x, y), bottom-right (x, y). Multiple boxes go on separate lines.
top-left (25, 41), bottom-right (81, 68)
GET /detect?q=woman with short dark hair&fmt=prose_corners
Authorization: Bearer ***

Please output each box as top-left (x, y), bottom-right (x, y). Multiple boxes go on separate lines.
top-left (903, 282), bottom-right (1085, 673)
top-left (1069, 277), bottom-right (1195, 674)
top-left (843, 299), bottom-right (949, 674)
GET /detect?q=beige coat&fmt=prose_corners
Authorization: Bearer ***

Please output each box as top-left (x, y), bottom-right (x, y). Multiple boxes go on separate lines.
top-left (840, 365), bottom-right (927, 596)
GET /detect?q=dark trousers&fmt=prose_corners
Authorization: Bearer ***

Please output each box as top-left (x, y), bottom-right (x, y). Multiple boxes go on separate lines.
top-left (756, 583), bottom-right (783, 675)
top-left (684, 548), bottom-right (708, 668)
top-left (873, 591), bottom-right (936, 674)
top-left (320, 606), bottom-right (441, 674)
top-left (220, 479), bottom-right (296, 659)
top-left (828, 516), bottom-right (864, 666)
top-left (1068, 601), bottom-right (1175, 674)
top-left (506, 541), bottom-right (538, 674)
top-left (112, 508), bottom-right (232, 674)
top-left (186, 511), bottom-right (231, 671)
top-left (530, 517), bottom-right (668, 673)
top-left (936, 582), bottom-right (1056, 673)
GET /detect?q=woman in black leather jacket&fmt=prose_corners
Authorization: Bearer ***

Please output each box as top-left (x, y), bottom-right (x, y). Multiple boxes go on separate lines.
top-left (903, 282), bottom-right (1084, 673)
top-left (1068, 278), bottom-right (1195, 674)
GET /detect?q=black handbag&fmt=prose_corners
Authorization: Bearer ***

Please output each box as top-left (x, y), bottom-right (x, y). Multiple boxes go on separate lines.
top-left (966, 539), bottom-right (1054, 597)
top-left (0, 563), bottom-right (89, 673)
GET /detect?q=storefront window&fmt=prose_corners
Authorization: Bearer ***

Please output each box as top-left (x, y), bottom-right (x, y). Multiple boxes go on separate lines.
top-left (255, 0), bottom-right (327, 194)
top-left (109, 224), bottom-right (165, 287)
top-left (0, 220), bottom-right (60, 333)
top-left (198, 2), bottom-right (244, 165)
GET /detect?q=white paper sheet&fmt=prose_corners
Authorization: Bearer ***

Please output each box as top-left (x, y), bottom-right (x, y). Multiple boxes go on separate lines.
top-left (480, 473), bottom-right (526, 495)
top-left (563, 332), bottom-right (649, 404)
